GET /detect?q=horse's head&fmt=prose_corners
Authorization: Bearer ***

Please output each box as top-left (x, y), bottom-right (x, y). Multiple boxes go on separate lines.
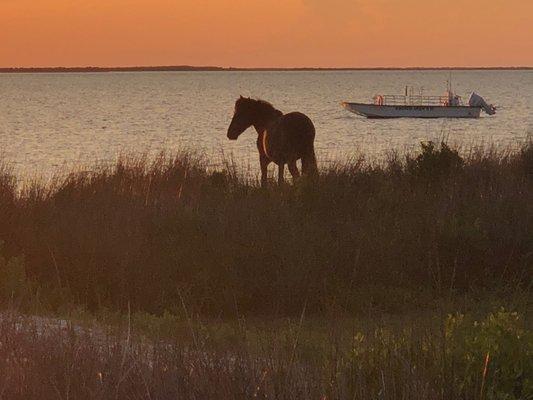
top-left (227, 96), bottom-right (256, 140)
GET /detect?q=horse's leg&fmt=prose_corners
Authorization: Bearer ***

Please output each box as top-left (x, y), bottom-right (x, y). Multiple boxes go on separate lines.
top-left (288, 160), bottom-right (300, 180)
top-left (260, 155), bottom-right (269, 187)
top-left (278, 163), bottom-right (285, 185)
top-left (302, 148), bottom-right (318, 177)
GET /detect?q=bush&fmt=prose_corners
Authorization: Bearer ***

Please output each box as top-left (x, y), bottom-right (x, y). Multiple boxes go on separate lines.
top-left (408, 140), bottom-right (464, 179)
top-left (445, 309), bottom-right (533, 400)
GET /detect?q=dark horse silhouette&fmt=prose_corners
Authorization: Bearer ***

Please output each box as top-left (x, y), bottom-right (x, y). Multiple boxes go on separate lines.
top-left (227, 96), bottom-right (317, 186)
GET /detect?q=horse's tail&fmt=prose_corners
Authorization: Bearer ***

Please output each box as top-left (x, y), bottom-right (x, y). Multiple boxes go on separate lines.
top-left (302, 147), bottom-right (318, 177)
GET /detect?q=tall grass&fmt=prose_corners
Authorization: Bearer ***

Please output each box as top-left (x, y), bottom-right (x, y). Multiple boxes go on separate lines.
top-left (0, 142), bottom-right (531, 316)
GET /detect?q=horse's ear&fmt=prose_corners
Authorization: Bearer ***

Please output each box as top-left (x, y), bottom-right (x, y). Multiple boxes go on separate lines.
top-left (239, 95), bottom-right (244, 99)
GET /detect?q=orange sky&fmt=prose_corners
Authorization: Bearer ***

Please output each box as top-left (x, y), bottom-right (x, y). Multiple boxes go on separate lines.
top-left (2, 0), bottom-right (532, 68)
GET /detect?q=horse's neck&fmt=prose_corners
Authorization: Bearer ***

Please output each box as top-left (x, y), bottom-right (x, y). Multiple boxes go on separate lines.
top-left (253, 108), bottom-right (283, 134)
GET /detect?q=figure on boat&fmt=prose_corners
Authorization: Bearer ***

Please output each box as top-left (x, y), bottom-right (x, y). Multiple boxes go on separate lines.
top-left (227, 96), bottom-right (318, 186)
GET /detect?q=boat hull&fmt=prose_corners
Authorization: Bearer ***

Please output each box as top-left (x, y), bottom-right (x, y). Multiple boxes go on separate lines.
top-left (342, 102), bottom-right (482, 119)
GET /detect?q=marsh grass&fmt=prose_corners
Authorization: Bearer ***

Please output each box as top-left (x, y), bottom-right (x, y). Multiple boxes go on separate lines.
top-left (0, 141), bottom-right (531, 316)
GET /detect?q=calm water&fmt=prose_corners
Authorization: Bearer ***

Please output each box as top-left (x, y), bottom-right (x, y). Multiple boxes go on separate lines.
top-left (0, 70), bottom-right (531, 179)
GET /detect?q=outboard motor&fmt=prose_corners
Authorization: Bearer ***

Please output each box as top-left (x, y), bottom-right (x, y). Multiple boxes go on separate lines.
top-left (469, 92), bottom-right (496, 115)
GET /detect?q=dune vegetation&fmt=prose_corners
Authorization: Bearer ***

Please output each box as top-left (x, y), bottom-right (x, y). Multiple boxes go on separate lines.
top-left (0, 140), bottom-right (531, 399)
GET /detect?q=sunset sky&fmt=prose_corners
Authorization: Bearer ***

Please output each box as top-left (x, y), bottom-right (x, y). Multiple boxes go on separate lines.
top-left (2, 0), bottom-right (532, 68)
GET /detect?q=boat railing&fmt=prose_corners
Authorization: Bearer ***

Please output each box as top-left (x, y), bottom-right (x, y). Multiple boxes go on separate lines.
top-left (374, 94), bottom-right (456, 106)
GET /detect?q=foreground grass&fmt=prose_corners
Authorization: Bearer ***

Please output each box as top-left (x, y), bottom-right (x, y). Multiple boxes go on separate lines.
top-left (0, 308), bottom-right (531, 399)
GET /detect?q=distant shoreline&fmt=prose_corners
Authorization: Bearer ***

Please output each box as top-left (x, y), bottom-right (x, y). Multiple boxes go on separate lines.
top-left (1, 66), bottom-right (532, 73)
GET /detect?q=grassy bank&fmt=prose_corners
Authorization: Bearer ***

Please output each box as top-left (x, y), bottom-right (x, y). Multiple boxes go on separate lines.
top-left (0, 141), bottom-right (531, 399)
top-left (0, 141), bottom-right (531, 316)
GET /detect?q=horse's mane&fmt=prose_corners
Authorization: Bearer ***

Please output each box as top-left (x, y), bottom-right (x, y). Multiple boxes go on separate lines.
top-left (253, 98), bottom-right (275, 110)
top-left (237, 97), bottom-right (280, 115)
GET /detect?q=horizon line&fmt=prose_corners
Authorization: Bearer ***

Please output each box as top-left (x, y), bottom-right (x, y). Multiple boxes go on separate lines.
top-left (1, 65), bottom-right (532, 73)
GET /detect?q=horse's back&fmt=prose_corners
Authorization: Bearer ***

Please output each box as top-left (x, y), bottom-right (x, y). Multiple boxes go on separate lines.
top-left (265, 111), bottom-right (315, 164)
top-left (280, 112), bottom-right (315, 159)
top-left (280, 112), bottom-right (315, 139)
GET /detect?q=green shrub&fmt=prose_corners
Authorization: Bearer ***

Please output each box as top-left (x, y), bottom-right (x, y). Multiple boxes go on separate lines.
top-left (446, 309), bottom-right (533, 400)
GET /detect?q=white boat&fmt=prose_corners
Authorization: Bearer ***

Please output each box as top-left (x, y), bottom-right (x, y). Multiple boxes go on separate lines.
top-left (342, 85), bottom-right (496, 119)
